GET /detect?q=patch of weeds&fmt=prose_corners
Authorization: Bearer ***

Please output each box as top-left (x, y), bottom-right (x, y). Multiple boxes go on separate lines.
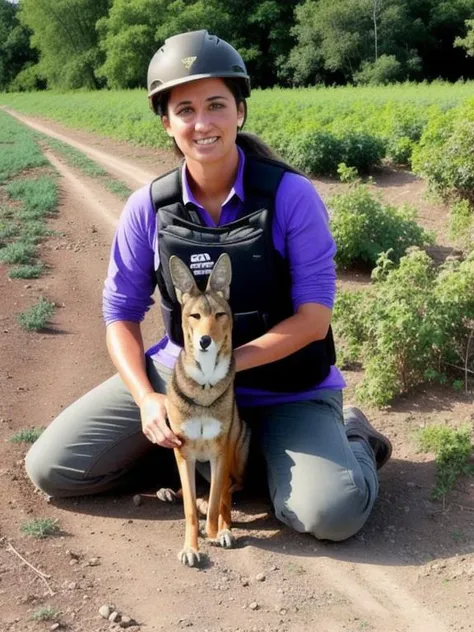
top-left (0, 221), bottom-right (19, 241)
top-left (8, 263), bottom-right (45, 279)
top-left (6, 176), bottom-right (58, 218)
top-left (9, 427), bottom-right (45, 443)
top-left (42, 136), bottom-right (107, 177)
top-left (0, 240), bottom-right (36, 264)
top-left (41, 135), bottom-right (132, 200)
top-left (17, 296), bottom-right (55, 331)
top-left (31, 606), bottom-right (60, 622)
top-left (19, 220), bottom-right (53, 240)
top-left (21, 518), bottom-right (59, 539)
top-left (418, 424), bottom-right (474, 504)
top-left (0, 112), bottom-right (48, 183)
top-left (103, 178), bottom-right (132, 199)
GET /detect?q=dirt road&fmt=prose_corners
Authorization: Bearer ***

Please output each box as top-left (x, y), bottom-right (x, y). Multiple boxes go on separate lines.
top-left (1, 112), bottom-right (473, 632)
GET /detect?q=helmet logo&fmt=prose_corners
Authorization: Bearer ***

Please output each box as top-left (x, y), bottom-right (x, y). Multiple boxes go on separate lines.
top-left (181, 56), bottom-right (197, 70)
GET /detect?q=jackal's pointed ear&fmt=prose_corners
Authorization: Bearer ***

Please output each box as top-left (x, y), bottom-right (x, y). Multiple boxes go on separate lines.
top-left (206, 253), bottom-right (232, 300)
top-left (169, 255), bottom-right (197, 304)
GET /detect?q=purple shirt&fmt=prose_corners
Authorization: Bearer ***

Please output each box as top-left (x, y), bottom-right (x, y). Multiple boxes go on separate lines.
top-left (103, 147), bottom-right (346, 406)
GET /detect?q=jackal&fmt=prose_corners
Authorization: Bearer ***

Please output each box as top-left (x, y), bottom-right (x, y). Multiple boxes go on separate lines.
top-left (161, 253), bottom-right (250, 567)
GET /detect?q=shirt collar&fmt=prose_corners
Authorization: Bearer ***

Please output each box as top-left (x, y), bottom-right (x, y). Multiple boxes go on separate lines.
top-left (181, 145), bottom-right (246, 208)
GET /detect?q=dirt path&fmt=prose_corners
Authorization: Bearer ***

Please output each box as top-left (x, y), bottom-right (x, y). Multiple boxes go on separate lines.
top-left (1, 112), bottom-right (474, 632)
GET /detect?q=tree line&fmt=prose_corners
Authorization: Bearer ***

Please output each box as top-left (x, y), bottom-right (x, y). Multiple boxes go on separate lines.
top-left (1, 0), bottom-right (474, 92)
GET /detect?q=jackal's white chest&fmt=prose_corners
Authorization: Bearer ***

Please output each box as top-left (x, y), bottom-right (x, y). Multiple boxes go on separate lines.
top-left (181, 417), bottom-right (223, 442)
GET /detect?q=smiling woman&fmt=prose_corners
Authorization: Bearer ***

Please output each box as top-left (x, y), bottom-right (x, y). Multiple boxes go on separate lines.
top-left (25, 29), bottom-right (393, 548)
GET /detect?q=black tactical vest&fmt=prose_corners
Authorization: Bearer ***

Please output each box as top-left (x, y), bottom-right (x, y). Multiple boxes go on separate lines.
top-left (152, 154), bottom-right (336, 392)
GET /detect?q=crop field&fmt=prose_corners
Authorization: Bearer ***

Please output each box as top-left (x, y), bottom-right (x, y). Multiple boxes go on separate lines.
top-left (2, 81), bottom-right (474, 175)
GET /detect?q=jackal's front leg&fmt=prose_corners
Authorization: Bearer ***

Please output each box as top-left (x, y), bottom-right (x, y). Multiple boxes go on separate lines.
top-left (174, 450), bottom-right (200, 567)
top-left (207, 455), bottom-right (234, 548)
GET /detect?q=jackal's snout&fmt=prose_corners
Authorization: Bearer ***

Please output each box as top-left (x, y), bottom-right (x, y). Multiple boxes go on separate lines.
top-left (199, 335), bottom-right (212, 351)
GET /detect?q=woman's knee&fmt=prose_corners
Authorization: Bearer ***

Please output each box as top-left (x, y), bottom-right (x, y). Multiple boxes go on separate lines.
top-left (274, 484), bottom-right (371, 542)
top-left (24, 441), bottom-right (68, 498)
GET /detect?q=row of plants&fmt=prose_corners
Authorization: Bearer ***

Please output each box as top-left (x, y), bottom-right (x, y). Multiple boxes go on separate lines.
top-left (1, 81), bottom-right (474, 176)
top-left (0, 111), bottom-right (57, 329)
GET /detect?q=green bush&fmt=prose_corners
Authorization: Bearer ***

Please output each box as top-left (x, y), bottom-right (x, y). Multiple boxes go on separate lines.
top-left (418, 425), bottom-right (473, 501)
top-left (286, 130), bottom-right (344, 176)
top-left (0, 241), bottom-right (36, 264)
top-left (449, 200), bottom-right (474, 251)
top-left (17, 297), bottom-right (56, 331)
top-left (333, 249), bottom-right (474, 405)
top-left (329, 184), bottom-right (434, 268)
top-left (354, 55), bottom-right (403, 86)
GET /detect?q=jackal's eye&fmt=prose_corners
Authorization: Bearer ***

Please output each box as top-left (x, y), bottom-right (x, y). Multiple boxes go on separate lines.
top-left (215, 312), bottom-right (227, 319)
top-left (189, 313), bottom-right (201, 320)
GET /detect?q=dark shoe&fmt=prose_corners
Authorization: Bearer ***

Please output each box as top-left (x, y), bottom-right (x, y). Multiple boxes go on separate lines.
top-left (344, 407), bottom-right (392, 470)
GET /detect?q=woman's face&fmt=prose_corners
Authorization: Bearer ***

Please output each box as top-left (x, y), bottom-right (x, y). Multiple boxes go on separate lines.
top-left (161, 77), bottom-right (245, 166)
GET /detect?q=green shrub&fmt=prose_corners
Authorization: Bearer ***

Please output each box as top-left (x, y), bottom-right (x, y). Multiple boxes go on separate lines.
top-left (31, 606), bottom-right (60, 622)
top-left (449, 199), bottom-right (474, 251)
top-left (17, 297), bottom-right (56, 331)
top-left (21, 518), bottom-right (59, 539)
top-left (0, 241), bottom-right (36, 264)
top-left (10, 427), bottom-right (45, 443)
top-left (418, 425), bottom-right (473, 501)
top-left (354, 55), bottom-right (403, 86)
top-left (6, 176), bottom-right (58, 218)
top-left (286, 130), bottom-right (344, 176)
top-left (339, 132), bottom-right (385, 173)
top-left (329, 184), bottom-right (434, 268)
top-left (333, 249), bottom-right (474, 405)
top-left (9, 263), bottom-right (45, 279)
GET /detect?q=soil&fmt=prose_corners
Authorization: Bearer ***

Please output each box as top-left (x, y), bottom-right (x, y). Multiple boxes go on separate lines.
top-left (1, 111), bottom-right (473, 632)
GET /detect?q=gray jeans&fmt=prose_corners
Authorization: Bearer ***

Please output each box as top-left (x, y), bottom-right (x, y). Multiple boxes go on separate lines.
top-left (25, 357), bottom-right (379, 542)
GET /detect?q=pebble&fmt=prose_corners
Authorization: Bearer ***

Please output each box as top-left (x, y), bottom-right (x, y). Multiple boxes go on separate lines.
top-left (120, 615), bottom-right (137, 628)
top-left (99, 605), bottom-right (111, 619)
top-left (249, 602), bottom-right (259, 610)
top-left (240, 577), bottom-right (249, 587)
top-left (50, 624), bottom-right (60, 631)
top-left (69, 559), bottom-right (79, 566)
top-left (256, 573), bottom-right (266, 582)
top-left (88, 557), bottom-right (100, 566)
top-left (133, 494), bottom-right (142, 507)
top-left (109, 611), bottom-right (120, 623)
top-left (68, 582), bottom-right (77, 590)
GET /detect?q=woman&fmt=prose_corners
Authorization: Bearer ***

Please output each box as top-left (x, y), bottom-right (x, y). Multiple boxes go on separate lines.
top-left (26, 30), bottom-right (391, 542)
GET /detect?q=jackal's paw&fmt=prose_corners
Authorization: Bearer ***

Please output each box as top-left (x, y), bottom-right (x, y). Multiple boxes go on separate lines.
top-left (217, 529), bottom-right (234, 549)
top-left (178, 547), bottom-right (201, 567)
top-left (156, 488), bottom-right (179, 503)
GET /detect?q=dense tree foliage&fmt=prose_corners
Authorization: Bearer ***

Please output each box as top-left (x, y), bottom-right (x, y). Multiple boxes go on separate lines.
top-left (19, 0), bottom-right (110, 89)
top-left (0, 0), bottom-right (474, 91)
top-left (0, 0), bottom-right (37, 91)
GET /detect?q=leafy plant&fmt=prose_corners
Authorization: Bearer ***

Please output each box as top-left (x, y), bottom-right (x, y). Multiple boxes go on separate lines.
top-left (0, 241), bottom-right (36, 264)
top-left (8, 263), bottom-right (45, 279)
top-left (17, 297), bottom-right (56, 331)
top-left (31, 606), bottom-right (60, 622)
top-left (329, 184), bottom-right (434, 268)
top-left (333, 249), bottom-right (474, 405)
top-left (418, 425), bottom-right (474, 503)
top-left (9, 427), bottom-right (45, 443)
top-left (21, 518), bottom-right (59, 539)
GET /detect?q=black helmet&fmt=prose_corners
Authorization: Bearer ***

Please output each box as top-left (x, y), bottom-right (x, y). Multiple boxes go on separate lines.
top-left (147, 30), bottom-right (251, 115)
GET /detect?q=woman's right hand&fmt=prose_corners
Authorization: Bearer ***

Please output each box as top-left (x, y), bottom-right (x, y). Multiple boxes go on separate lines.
top-left (140, 392), bottom-right (182, 449)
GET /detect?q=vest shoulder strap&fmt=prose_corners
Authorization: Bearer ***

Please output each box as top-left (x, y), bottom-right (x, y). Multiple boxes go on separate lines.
top-left (150, 167), bottom-right (182, 210)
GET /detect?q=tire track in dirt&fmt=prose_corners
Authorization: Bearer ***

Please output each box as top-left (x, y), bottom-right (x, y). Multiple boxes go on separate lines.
top-left (6, 109), bottom-right (157, 189)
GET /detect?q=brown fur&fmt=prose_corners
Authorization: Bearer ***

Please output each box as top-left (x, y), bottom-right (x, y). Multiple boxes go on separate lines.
top-left (164, 254), bottom-right (250, 567)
